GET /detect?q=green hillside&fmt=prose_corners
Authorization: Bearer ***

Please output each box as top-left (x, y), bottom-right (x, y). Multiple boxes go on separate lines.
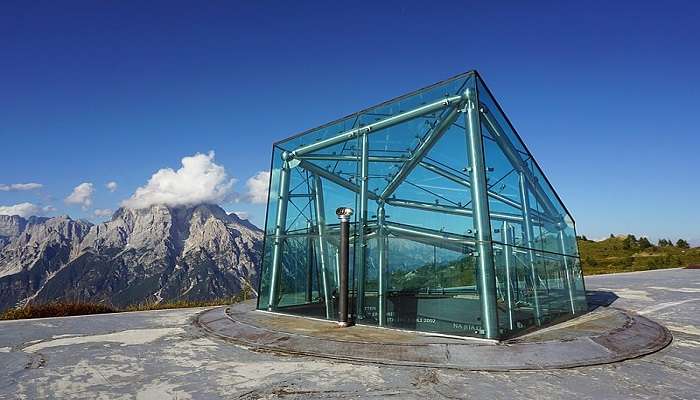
top-left (578, 235), bottom-right (700, 275)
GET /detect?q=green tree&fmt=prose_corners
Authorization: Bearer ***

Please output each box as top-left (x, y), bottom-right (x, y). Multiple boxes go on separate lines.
top-left (622, 234), bottom-right (638, 250)
top-left (638, 237), bottom-right (653, 250)
top-left (658, 239), bottom-right (669, 247)
top-left (676, 239), bottom-right (690, 249)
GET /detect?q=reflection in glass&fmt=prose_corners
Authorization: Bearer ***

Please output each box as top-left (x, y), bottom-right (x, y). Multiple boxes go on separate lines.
top-left (257, 71), bottom-right (587, 339)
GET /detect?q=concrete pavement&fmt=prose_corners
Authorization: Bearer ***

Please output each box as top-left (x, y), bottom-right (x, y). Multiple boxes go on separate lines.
top-left (0, 268), bottom-right (698, 399)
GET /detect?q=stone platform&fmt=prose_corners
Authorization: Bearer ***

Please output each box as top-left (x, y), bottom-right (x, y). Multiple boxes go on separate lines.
top-left (196, 301), bottom-right (672, 371)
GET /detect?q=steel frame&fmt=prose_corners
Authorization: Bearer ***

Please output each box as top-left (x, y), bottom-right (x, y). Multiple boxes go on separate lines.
top-left (480, 105), bottom-right (561, 223)
top-left (464, 88), bottom-right (499, 339)
top-left (500, 221), bottom-right (516, 331)
top-left (356, 132), bottom-right (370, 319)
top-left (519, 171), bottom-right (542, 324)
top-left (265, 79), bottom-right (577, 340)
top-left (285, 94), bottom-right (465, 160)
top-left (560, 230), bottom-right (576, 314)
top-left (377, 202), bottom-right (388, 326)
top-left (267, 162), bottom-right (290, 310)
top-left (312, 175), bottom-right (333, 318)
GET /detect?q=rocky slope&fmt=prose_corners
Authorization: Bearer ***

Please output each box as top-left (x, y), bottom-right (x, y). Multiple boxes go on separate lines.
top-left (0, 204), bottom-right (263, 312)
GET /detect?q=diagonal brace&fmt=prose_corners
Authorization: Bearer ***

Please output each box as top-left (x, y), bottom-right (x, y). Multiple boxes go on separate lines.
top-left (297, 160), bottom-right (381, 201)
top-left (480, 106), bottom-right (561, 221)
top-left (381, 105), bottom-right (463, 199)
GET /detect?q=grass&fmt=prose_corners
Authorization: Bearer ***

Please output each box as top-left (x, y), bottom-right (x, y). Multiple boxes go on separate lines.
top-left (0, 302), bottom-right (118, 320)
top-left (0, 287), bottom-right (254, 321)
top-left (579, 235), bottom-right (700, 275)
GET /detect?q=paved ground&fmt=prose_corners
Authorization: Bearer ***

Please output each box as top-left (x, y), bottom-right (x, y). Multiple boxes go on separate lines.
top-left (0, 268), bottom-right (698, 399)
top-left (197, 300), bottom-right (670, 370)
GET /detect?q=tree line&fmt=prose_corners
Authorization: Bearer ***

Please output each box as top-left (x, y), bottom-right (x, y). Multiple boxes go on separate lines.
top-left (576, 233), bottom-right (690, 250)
top-left (577, 234), bottom-right (691, 249)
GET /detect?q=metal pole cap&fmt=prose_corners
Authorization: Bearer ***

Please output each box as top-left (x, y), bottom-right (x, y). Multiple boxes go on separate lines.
top-left (335, 207), bottom-right (353, 221)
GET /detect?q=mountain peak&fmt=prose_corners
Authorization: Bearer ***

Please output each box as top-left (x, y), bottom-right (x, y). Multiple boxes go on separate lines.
top-left (0, 202), bottom-right (263, 311)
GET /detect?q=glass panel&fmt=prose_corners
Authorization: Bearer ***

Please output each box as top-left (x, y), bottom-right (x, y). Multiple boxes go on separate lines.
top-left (477, 74), bottom-right (585, 336)
top-left (382, 238), bottom-right (481, 335)
top-left (256, 146), bottom-right (283, 310)
top-left (258, 71), bottom-right (586, 340)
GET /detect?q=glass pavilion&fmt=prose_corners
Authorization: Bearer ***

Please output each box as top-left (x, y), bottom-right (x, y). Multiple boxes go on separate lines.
top-left (257, 71), bottom-right (587, 340)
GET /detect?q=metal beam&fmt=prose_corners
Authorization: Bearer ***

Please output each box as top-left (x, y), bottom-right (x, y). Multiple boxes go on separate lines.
top-left (519, 171), bottom-right (541, 325)
top-left (381, 105), bottom-right (462, 199)
top-left (306, 221), bottom-right (313, 303)
top-left (560, 230), bottom-right (576, 314)
top-left (385, 198), bottom-right (529, 224)
top-left (377, 202), bottom-right (388, 327)
top-left (384, 221), bottom-right (476, 250)
top-left (419, 161), bottom-right (520, 210)
top-left (268, 163), bottom-right (291, 310)
top-left (287, 95), bottom-right (464, 159)
top-left (356, 132), bottom-right (369, 320)
top-left (418, 160), bottom-right (559, 226)
top-left (465, 87), bottom-right (499, 339)
top-left (480, 106), bottom-right (561, 221)
top-left (297, 160), bottom-right (380, 201)
top-left (501, 221), bottom-right (515, 331)
top-left (297, 154), bottom-right (408, 163)
top-left (312, 175), bottom-right (332, 319)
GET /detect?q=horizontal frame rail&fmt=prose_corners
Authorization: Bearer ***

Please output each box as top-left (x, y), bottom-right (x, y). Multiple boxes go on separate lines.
top-left (286, 94), bottom-right (465, 159)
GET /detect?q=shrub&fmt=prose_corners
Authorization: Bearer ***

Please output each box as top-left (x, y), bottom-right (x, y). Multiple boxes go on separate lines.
top-left (0, 287), bottom-right (254, 321)
top-left (0, 301), bottom-right (117, 320)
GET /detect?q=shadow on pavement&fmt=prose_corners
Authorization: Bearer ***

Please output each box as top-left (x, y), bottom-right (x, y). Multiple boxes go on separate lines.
top-left (586, 290), bottom-right (619, 311)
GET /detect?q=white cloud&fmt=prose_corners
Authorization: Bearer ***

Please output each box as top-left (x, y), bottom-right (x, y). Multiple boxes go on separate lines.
top-left (122, 151), bottom-right (235, 209)
top-left (65, 182), bottom-right (94, 209)
top-left (232, 211), bottom-right (250, 220)
top-left (0, 202), bottom-right (43, 217)
top-left (244, 171), bottom-right (270, 204)
top-left (0, 183), bottom-right (43, 191)
top-left (93, 209), bottom-right (113, 217)
top-left (106, 181), bottom-right (118, 192)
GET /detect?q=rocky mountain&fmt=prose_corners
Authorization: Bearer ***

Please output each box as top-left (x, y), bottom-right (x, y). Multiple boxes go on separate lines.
top-left (0, 204), bottom-right (263, 312)
top-left (0, 215), bottom-right (49, 248)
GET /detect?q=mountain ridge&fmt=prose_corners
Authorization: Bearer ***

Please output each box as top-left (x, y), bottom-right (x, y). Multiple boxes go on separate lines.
top-left (0, 204), bottom-right (263, 312)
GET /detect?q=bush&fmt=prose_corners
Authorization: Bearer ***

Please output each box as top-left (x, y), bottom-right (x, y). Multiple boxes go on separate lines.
top-left (0, 302), bottom-right (117, 320)
top-left (0, 287), bottom-right (254, 321)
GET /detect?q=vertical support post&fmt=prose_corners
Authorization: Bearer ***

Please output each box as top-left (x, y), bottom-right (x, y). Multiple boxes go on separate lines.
top-left (519, 172), bottom-right (542, 325)
top-left (356, 132), bottom-right (369, 320)
top-left (336, 207), bottom-right (353, 327)
top-left (377, 202), bottom-right (388, 327)
top-left (559, 230), bottom-right (577, 314)
top-left (500, 221), bottom-right (515, 331)
top-left (465, 87), bottom-right (499, 339)
top-left (305, 221), bottom-right (313, 303)
top-left (268, 160), bottom-right (291, 310)
top-left (312, 175), bottom-right (332, 319)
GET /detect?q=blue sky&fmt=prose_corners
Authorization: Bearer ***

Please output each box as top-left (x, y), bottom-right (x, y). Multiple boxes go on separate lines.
top-left (1, 1), bottom-right (699, 243)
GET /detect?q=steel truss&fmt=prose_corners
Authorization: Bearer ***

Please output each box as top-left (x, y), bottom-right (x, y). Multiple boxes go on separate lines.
top-left (267, 83), bottom-right (577, 339)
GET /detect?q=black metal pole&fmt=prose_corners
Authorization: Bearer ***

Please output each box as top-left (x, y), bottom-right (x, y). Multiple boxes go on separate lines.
top-left (306, 224), bottom-right (313, 303)
top-left (336, 207), bottom-right (353, 327)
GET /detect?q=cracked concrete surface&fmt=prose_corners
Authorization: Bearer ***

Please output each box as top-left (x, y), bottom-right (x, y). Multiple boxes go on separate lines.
top-left (0, 268), bottom-right (698, 399)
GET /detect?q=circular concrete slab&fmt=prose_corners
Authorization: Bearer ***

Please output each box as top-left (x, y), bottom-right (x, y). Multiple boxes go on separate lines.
top-left (195, 301), bottom-right (671, 371)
